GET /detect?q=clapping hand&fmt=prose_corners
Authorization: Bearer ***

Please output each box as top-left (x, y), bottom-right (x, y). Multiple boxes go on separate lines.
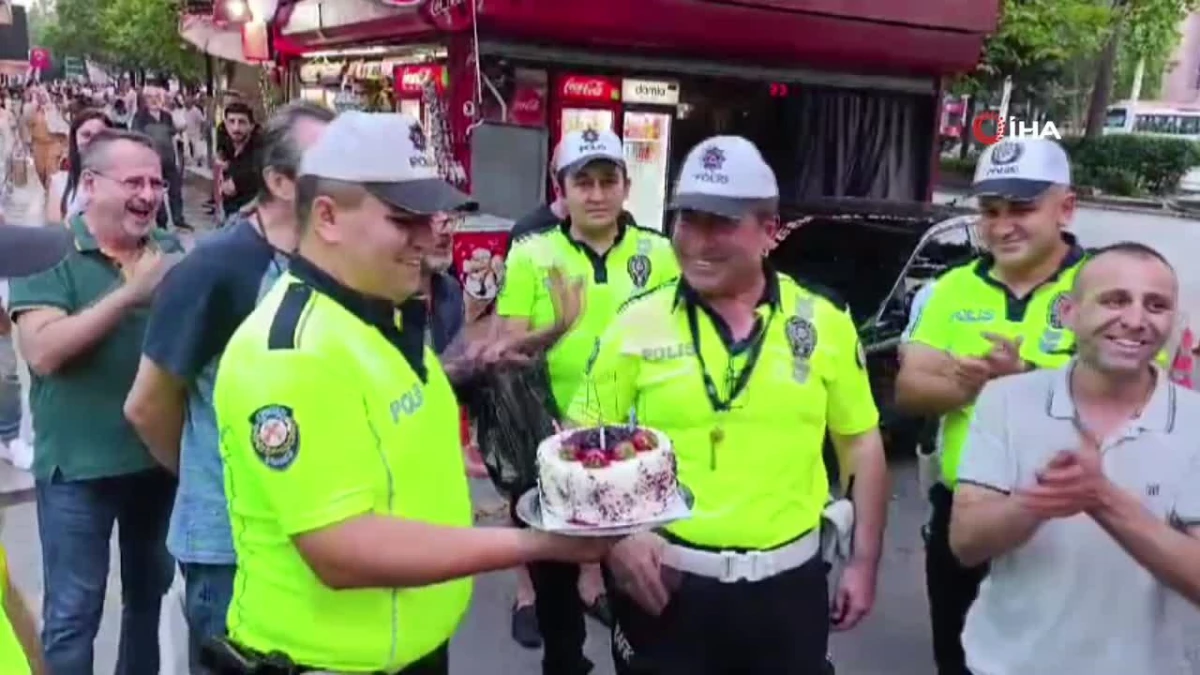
top-left (546, 265), bottom-right (584, 333)
top-left (951, 356), bottom-right (992, 393)
top-left (1016, 445), bottom-right (1107, 519)
top-left (982, 333), bottom-right (1027, 378)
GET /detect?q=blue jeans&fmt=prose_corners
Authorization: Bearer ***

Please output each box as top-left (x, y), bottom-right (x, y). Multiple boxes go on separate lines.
top-left (36, 468), bottom-right (176, 675)
top-left (180, 562), bottom-right (236, 674)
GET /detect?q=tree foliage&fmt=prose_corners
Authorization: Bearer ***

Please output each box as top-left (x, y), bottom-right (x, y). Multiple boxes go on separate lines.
top-left (36, 0), bottom-right (203, 82)
top-left (1121, 0), bottom-right (1200, 61)
top-left (953, 0), bottom-right (1114, 96)
top-left (101, 0), bottom-right (203, 80)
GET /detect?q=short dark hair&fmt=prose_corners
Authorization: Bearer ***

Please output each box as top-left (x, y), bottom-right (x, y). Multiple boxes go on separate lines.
top-left (224, 101), bottom-right (254, 122)
top-left (258, 102), bottom-right (335, 203)
top-left (81, 129), bottom-right (159, 173)
top-left (295, 176), bottom-right (366, 232)
top-left (1072, 240), bottom-right (1175, 295)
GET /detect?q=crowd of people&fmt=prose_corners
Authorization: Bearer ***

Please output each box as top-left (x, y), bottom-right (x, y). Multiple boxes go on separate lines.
top-left (0, 80), bottom-right (1195, 675)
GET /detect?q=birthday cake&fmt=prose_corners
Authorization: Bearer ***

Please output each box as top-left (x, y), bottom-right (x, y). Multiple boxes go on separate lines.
top-left (537, 426), bottom-right (678, 527)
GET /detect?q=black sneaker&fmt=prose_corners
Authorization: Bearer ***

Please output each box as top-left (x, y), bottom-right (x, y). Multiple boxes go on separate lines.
top-left (511, 603), bottom-right (542, 649)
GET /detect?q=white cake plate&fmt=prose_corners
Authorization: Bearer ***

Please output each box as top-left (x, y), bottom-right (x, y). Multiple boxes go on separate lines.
top-left (515, 485), bottom-right (694, 537)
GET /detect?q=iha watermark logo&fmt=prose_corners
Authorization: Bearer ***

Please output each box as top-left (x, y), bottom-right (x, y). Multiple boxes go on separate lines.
top-left (972, 111), bottom-right (1062, 145)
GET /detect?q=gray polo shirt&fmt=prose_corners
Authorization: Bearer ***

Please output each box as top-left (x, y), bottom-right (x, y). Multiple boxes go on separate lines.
top-left (957, 363), bottom-right (1200, 675)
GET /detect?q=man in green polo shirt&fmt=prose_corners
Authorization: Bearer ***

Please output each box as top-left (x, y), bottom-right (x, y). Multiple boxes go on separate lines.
top-left (7, 128), bottom-right (183, 675)
top-left (495, 127), bottom-right (679, 675)
top-left (895, 137), bottom-right (1084, 675)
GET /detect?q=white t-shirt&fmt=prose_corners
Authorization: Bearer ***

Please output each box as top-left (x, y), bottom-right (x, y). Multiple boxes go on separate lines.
top-left (959, 366), bottom-right (1200, 675)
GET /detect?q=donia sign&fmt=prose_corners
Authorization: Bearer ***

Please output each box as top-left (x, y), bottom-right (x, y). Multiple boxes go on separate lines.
top-left (972, 111), bottom-right (1061, 145)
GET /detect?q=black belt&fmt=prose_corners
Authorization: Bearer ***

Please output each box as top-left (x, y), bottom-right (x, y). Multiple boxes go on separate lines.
top-left (200, 637), bottom-right (445, 675)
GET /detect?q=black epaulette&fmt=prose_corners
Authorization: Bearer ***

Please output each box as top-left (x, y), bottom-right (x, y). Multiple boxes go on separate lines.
top-left (617, 279), bottom-right (677, 314)
top-left (630, 223), bottom-right (670, 239)
top-left (510, 223), bottom-right (558, 248)
top-left (780, 272), bottom-right (849, 313)
top-left (267, 283), bottom-right (313, 350)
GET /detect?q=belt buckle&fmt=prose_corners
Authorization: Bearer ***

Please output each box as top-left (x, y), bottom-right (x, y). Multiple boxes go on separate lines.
top-left (719, 550), bottom-right (773, 583)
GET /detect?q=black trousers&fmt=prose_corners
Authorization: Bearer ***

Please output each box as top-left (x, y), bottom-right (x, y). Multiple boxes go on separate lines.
top-left (607, 555), bottom-right (830, 675)
top-left (925, 483), bottom-right (988, 675)
top-left (510, 501), bottom-right (593, 675)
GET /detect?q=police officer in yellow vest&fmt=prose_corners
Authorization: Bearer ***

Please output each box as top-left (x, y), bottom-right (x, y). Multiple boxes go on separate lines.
top-left (568, 136), bottom-right (890, 674)
top-left (895, 137), bottom-right (1086, 675)
top-left (210, 112), bottom-right (612, 675)
top-left (0, 224), bottom-right (74, 675)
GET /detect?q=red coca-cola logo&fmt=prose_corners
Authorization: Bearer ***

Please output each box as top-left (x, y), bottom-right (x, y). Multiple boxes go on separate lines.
top-left (559, 76), bottom-right (619, 102)
top-left (395, 65), bottom-right (446, 93)
top-left (420, 0), bottom-right (474, 32)
top-left (510, 87), bottom-right (545, 126)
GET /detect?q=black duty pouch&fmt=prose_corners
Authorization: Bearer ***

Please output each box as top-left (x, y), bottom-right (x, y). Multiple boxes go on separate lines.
top-left (456, 358), bottom-right (559, 500)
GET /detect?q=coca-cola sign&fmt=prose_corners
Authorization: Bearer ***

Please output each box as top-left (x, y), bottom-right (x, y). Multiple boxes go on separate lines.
top-left (558, 75), bottom-right (620, 103)
top-left (509, 86), bottom-right (546, 126)
top-left (395, 65), bottom-right (447, 93)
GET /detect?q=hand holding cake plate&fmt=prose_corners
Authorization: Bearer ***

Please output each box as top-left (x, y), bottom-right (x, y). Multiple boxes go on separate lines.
top-left (516, 425), bottom-right (694, 537)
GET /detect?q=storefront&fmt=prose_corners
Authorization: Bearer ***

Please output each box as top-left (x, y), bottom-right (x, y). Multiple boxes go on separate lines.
top-left (275, 0), bottom-right (999, 280)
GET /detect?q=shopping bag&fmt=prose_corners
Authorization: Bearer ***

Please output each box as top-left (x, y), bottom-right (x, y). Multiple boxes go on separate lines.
top-left (159, 568), bottom-right (189, 675)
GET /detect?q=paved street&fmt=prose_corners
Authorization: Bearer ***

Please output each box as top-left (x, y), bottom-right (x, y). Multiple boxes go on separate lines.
top-left (0, 197), bottom-right (1197, 674)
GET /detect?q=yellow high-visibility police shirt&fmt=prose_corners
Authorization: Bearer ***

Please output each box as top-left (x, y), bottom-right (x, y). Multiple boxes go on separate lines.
top-left (909, 241), bottom-right (1086, 486)
top-left (0, 545), bottom-right (31, 675)
top-left (214, 257), bottom-right (472, 673)
top-left (496, 217), bottom-right (679, 411)
top-left (567, 269), bottom-right (879, 550)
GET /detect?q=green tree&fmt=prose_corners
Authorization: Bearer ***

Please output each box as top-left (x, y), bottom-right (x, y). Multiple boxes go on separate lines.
top-left (1084, 0), bottom-right (1199, 136)
top-left (38, 0), bottom-right (113, 61)
top-left (954, 0), bottom-right (1113, 96)
top-left (101, 0), bottom-right (204, 81)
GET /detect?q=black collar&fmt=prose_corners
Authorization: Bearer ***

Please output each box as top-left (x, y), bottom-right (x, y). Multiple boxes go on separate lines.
top-left (288, 255), bottom-right (428, 380)
top-left (973, 232), bottom-right (1086, 287)
top-left (674, 262), bottom-right (782, 351)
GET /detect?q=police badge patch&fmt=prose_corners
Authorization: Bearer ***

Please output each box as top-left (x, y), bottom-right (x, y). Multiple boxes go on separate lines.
top-left (250, 405), bottom-right (300, 470)
top-left (991, 141), bottom-right (1023, 166)
top-left (409, 123), bottom-right (427, 153)
top-left (1047, 292), bottom-right (1068, 330)
top-left (785, 316), bottom-right (817, 358)
top-left (627, 254), bottom-right (651, 288)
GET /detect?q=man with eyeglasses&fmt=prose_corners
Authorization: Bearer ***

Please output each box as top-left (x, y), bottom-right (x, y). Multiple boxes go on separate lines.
top-left (7, 128), bottom-right (184, 674)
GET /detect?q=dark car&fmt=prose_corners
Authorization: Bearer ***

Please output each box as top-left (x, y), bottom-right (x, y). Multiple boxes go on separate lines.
top-left (768, 198), bottom-right (982, 465)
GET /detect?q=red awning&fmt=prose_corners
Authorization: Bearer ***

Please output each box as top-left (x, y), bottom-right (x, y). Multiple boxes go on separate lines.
top-left (281, 0), bottom-right (998, 77)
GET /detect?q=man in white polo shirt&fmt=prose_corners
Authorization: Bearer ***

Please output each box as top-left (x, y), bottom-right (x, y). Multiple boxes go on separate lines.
top-left (949, 241), bottom-right (1200, 675)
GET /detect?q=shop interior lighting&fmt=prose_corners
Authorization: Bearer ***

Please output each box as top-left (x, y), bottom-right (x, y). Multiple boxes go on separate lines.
top-left (304, 46), bottom-right (448, 61)
top-left (220, 0), bottom-right (251, 23)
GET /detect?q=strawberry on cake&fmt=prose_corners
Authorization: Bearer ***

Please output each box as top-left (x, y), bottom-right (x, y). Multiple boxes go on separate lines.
top-left (536, 425), bottom-right (679, 527)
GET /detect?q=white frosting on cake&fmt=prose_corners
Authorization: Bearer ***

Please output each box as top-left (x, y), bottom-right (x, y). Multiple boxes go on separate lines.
top-left (537, 428), bottom-right (678, 527)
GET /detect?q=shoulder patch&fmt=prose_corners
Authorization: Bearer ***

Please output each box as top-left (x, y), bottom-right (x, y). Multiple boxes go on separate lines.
top-left (267, 282), bottom-right (314, 350)
top-left (617, 280), bottom-right (677, 314)
top-left (250, 404), bottom-right (300, 470)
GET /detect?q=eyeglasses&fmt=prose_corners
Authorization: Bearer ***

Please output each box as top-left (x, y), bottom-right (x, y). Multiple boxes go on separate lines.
top-left (91, 172), bottom-right (168, 193)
